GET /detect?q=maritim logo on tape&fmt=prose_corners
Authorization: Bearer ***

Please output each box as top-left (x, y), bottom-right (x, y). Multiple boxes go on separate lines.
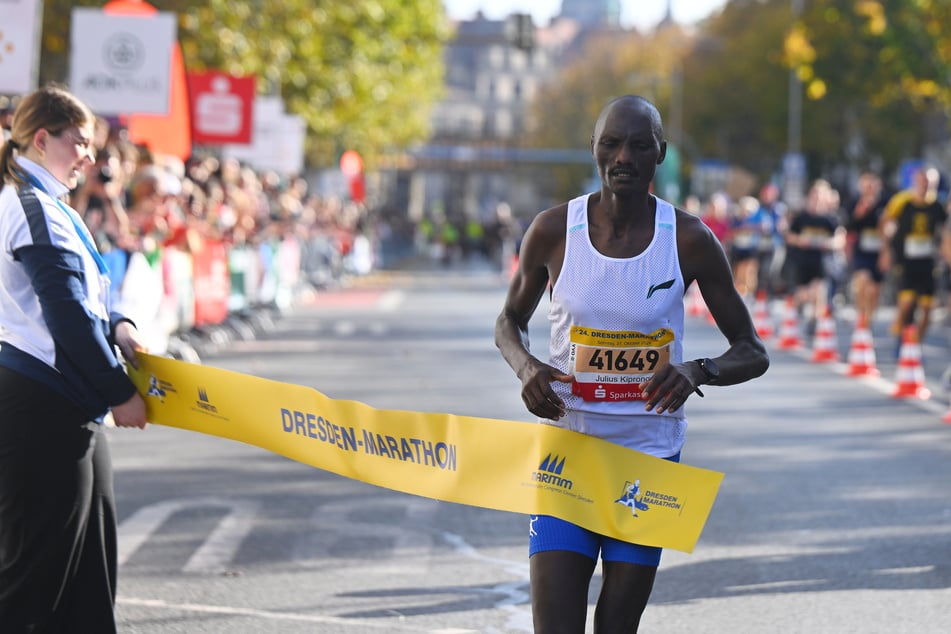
top-left (196, 387), bottom-right (217, 413)
top-left (191, 386), bottom-right (229, 421)
top-left (528, 453), bottom-right (594, 504)
top-left (533, 453), bottom-right (572, 491)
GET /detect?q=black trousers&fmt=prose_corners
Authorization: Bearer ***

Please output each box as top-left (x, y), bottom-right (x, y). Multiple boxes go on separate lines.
top-left (0, 367), bottom-right (118, 633)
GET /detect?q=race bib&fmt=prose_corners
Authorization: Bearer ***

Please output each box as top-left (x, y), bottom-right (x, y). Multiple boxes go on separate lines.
top-left (858, 229), bottom-right (882, 252)
top-left (732, 230), bottom-right (757, 249)
top-left (569, 325), bottom-right (673, 401)
top-left (805, 232), bottom-right (828, 248)
top-left (904, 236), bottom-right (934, 259)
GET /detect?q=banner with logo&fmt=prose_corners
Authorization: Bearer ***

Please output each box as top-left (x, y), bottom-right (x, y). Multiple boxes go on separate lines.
top-left (187, 71), bottom-right (255, 145)
top-left (129, 353), bottom-right (724, 553)
top-left (223, 97), bottom-right (305, 175)
top-left (0, 0), bottom-right (43, 94)
top-left (191, 239), bottom-right (230, 327)
top-left (69, 7), bottom-right (176, 115)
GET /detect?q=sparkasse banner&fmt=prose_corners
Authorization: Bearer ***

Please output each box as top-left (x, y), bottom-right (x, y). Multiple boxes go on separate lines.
top-left (187, 71), bottom-right (255, 145)
top-left (69, 7), bottom-right (175, 115)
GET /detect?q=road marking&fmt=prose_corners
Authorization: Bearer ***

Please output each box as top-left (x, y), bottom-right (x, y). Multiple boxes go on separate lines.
top-left (333, 320), bottom-right (358, 336)
top-left (117, 597), bottom-right (435, 631)
top-left (118, 494), bottom-right (531, 630)
top-left (775, 347), bottom-right (949, 417)
top-left (293, 496), bottom-right (437, 575)
top-left (380, 290), bottom-right (404, 312)
top-left (184, 499), bottom-right (258, 574)
top-left (117, 497), bottom-right (258, 572)
top-left (437, 530), bottom-right (532, 633)
top-left (117, 495), bottom-right (517, 632)
top-left (872, 565), bottom-right (936, 576)
top-left (725, 578), bottom-right (825, 592)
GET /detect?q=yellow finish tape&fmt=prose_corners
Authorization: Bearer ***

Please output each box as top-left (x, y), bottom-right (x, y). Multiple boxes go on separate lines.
top-left (129, 353), bottom-right (724, 553)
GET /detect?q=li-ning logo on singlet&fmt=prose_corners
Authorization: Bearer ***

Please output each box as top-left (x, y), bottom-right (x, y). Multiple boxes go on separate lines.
top-left (646, 278), bottom-right (676, 299)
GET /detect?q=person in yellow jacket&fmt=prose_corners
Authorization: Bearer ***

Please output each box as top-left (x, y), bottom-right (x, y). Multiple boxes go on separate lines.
top-left (879, 166), bottom-right (948, 345)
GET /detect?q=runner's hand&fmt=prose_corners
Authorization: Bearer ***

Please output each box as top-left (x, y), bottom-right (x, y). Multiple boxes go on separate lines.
top-left (642, 362), bottom-right (701, 414)
top-left (520, 360), bottom-right (573, 420)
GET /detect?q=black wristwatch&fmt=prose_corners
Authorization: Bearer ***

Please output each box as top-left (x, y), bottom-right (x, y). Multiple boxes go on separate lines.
top-left (696, 357), bottom-right (720, 384)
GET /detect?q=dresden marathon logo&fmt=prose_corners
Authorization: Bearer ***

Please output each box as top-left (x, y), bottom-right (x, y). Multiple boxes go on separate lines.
top-left (146, 375), bottom-right (177, 403)
top-left (146, 375), bottom-right (166, 401)
top-left (615, 479), bottom-right (683, 518)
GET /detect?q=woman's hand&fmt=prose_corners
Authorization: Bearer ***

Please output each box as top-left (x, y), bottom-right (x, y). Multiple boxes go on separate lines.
top-left (114, 320), bottom-right (146, 370)
top-left (112, 392), bottom-right (148, 429)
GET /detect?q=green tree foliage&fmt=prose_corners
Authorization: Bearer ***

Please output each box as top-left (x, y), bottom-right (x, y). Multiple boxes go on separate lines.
top-left (689, 0), bottom-right (951, 179)
top-left (531, 0), bottom-right (951, 192)
top-left (681, 0), bottom-right (791, 176)
top-left (804, 0), bottom-right (951, 110)
top-left (36, 0), bottom-right (449, 168)
top-left (784, 0), bottom-right (946, 175)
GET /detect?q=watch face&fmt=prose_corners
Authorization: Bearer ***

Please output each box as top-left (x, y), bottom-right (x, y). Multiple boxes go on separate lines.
top-left (702, 358), bottom-right (719, 378)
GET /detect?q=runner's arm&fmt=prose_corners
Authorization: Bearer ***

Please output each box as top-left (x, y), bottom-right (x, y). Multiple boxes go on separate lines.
top-left (495, 209), bottom-right (573, 420)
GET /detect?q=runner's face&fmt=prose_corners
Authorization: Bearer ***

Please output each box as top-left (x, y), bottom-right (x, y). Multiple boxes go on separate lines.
top-left (592, 104), bottom-right (664, 196)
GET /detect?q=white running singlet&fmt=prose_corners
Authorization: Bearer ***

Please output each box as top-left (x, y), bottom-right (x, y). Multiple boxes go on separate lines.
top-left (546, 193), bottom-right (687, 457)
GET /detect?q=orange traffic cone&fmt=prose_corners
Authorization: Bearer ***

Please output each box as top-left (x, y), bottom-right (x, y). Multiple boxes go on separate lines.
top-left (846, 313), bottom-right (879, 377)
top-left (752, 290), bottom-right (774, 341)
top-left (776, 296), bottom-right (803, 350)
top-left (811, 307), bottom-right (840, 362)
top-left (892, 325), bottom-right (931, 399)
top-left (686, 282), bottom-right (707, 318)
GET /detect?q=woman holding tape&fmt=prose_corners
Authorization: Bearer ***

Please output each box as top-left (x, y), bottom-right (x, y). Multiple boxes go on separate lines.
top-left (0, 85), bottom-right (148, 633)
top-left (496, 95), bottom-right (769, 633)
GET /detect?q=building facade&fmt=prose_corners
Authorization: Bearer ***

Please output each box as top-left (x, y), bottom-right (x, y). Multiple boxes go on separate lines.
top-left (379, 1), bottom-right (629, 227)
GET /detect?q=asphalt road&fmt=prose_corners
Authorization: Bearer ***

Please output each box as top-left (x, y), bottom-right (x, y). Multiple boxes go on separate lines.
top-left (109, 258), bottom-right (951, 633)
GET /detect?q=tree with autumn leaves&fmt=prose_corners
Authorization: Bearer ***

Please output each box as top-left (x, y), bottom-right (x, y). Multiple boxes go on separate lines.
top-left (36, 0), bottom-right (449, 169)
top-left (32, 0), bottom-right (951, 184)
top-left (529, 0), bottom-right (951, 196)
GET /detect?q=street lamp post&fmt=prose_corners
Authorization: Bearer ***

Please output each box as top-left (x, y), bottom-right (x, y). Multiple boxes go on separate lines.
top-left (787, 0), bottom-right (803, 156)
top-left (784, 0), bottom-right (806, 210)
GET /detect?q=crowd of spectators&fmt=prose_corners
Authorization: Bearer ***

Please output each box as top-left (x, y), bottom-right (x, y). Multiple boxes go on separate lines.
top-left (59, 116), bottom-right (382, 360)
top-left (7, 93), bottom-right (950, 360)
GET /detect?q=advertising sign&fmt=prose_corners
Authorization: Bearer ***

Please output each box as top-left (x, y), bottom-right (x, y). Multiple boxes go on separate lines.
top-left (69, 7), bottom-right (175, 115)
top-left (187, 71), bottom-right (255, 145)
top-left (0, 0), bottom-right (43, 94)
top-left (224, 97), bottom-right (306, 175)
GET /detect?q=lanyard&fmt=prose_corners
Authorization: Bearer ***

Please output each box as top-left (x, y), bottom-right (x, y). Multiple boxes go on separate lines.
top-left (24, 172), bottom-right (109, 275)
